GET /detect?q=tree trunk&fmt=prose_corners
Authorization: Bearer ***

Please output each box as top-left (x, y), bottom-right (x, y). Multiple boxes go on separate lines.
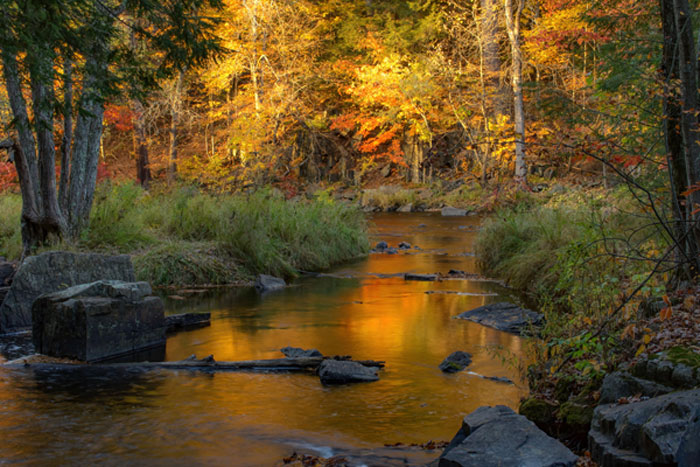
top-left (168, 69), bottom-right (184, 182)
top-left (481, 0), bottom-right (507, 115)
top-left (132, 100), bottom-right (151, 188)
top-left (59, 57), bottom-right (73, 211)
top-left (504, 0), bottom-right (526, 181)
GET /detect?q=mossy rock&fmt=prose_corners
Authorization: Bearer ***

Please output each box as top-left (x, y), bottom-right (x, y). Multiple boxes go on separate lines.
top-left (519, 397), bottom-right (557, 426)
top-left (554, 375), bottom-right (576, 403)
top-left (665, 346), bottom-right (700, 368)
top-left (557, 401), bottom-right (594, 428)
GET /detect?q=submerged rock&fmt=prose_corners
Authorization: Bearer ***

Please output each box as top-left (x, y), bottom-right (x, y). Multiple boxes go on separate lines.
top-left (318, 359), bottom-right (379, 384)
top-left (398, 241), bottom-right (411, 250)
top-left (255, 274), bottom-right (286, 292)
top-left (439, 405), bottom-right (578, 467)
top-left (439, 351), bottom-right (472, 373)
top-left (281, 346), bottom-right (323, 358)
top-left (32, 280), bottom-right (165, 362)
top-left (0, 251), bottom-right (135, 332)
top-left (375, 241), bottom-right (389, 251)
top-left (455, 302), bottom-right (543, 335)
top-left (589, 388), bottom-right (700, 466)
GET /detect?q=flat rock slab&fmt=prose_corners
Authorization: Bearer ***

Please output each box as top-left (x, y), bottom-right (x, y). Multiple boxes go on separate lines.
top-left (32, 280), bottom-right (165, 362)
top-left (589, 388), bottom-right (700, 467)
top-left (439, 405), bottom-right (578, 467)
top-left (281, 346), bottom-right (323, 358)
top-left (318, 359), bottom-right (379, 384)
top-left (405, 273), bottom-right (438, 281)
top-left (441, 207), bottom-right (469, 216)
top-left (439, 351), bottom-right (472, 373)
top-left (455, 302), bottom-right (543, 335)
top-left (165, 313), bottom-right (211, 332)
top-left (0, 251), bottom-right (135, 332)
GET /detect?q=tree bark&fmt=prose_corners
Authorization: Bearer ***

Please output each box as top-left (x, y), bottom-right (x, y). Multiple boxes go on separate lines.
top-left (133, 100), bottom-right (151, 188)
top-left (481, 0), bottom-right (507, 115)
top-left (59, 57), bottom-right (73, 212)
top-left (504, 0), bottom-right (526, 181)
top-left (168, 69), bottom-right (184, 182)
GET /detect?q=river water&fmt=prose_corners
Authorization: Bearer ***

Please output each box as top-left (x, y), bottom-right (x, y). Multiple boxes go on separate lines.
top-left (0, 213), bottom-right (529, 465)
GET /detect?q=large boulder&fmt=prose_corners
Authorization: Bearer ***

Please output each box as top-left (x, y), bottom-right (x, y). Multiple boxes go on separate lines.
top-left (455, 302), bottom-right (543, 335)
top-left (32, 280), bottom-right (165, 362)
top-left (589, 388), bottom-right (700, 466)
top-left (318, 359), bottom-right (379, 384)
top-left (0, 251), bottom-right (135, 332)
top-left (439, 405), bottom-right (578, 467)
top-left (599, 371), bottom-right (673, 403)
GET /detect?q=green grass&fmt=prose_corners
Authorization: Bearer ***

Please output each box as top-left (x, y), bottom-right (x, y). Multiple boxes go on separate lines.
top-left (0, 182), bottom-right (369, 286)
top-left (360, 186), bottom-right (419, 210)
top-left (0, 194), bottom-right (22, 260)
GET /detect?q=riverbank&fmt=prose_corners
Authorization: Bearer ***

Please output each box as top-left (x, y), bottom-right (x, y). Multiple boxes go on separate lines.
top-left (472, 182), bottom-right (700, 453)
top-left (0, 183), bottom-right (369, 287)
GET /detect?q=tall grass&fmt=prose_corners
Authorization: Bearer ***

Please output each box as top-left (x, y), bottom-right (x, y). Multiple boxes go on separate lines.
top-left (0, 194), bottom-right (22, 260)
top-left (0, 183), bottom-right (369, 285)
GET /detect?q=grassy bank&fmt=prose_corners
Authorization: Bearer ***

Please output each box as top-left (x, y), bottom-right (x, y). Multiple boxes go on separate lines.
top-left (0, 183), bottom-right (369, 286)
top-left (474, 184), bottom-right (671, 446)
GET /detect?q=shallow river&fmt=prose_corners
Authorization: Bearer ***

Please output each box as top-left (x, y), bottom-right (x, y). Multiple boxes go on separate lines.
top-left (0, 213), bottom-right (529, 465)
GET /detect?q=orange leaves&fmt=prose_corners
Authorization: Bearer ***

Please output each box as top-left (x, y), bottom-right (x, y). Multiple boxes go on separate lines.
top-left (104, 105), bottom-right (134, 132)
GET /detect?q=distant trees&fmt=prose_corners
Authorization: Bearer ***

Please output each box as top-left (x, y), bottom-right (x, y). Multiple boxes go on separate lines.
top-left (0, 0), bottom-right (221, 255)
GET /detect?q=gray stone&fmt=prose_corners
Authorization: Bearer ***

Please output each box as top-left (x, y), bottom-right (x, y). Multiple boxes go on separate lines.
top-left (255, 274), bottom-right (286, 292)
top-left (405, 273), bottom-right (438, 281)
top-left (318, 359), bottom-right (379, 384)
top-left (281, 346), bottom-right (323, 358)
top-left (677, 408), bottom-right (700, 467)
top-left (0, 252), bottom-right (135, 332)
top-left (672, 364), bottom-right (697, 388)
top-left (165, 312), bottom-right (211, 332)
top-left (374, 241), bottom-right (388, 251)
top-left (32, 280), bottom-right (165, 362)
top-left (441, 206), bottom-right (469, 216)
top-left (439, 405), bottom-right (578, 467)
top-left (439, 351), bottom-right (472, 373)
top-left (398, 241), bottom-right (411, 250)
top-left (0, 261), bottom-right (14, 286)
top-left (599, 371), bottom-right (673, 403)
top-left (455, 302), bottom-right (543, 335)
top-left (589, 389), bottom-right (700, 466)
top-left (397, 203), bottom-right (413, 213)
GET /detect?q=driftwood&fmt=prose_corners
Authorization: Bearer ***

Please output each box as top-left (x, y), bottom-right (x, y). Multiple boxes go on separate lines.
top-left (2, 355), bottom-right (385, 373)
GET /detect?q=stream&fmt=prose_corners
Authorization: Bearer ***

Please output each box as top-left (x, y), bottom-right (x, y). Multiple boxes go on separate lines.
top-left (0, 212), bottom-right (530, 465)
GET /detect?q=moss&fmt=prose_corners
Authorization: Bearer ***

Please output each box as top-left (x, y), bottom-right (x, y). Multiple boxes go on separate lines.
top-left (554, 375), bottom-right (576, 403)
top-left (519, 397), bottom-right (557, 426)
top-left (664, 347), bottom-right (700, 368)
top-left (557, 402), bottom-right (594, 428)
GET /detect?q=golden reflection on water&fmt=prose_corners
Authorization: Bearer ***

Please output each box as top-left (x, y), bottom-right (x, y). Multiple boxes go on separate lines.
top-left (0, 212), bottom-right (531, 465)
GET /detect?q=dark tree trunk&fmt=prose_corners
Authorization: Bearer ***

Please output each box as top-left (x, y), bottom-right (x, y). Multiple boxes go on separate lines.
top-left (168, 69), bottom-right (184, 182)
top-left (659, 0), bottom-right (700, 274)
top-left (133, 100), bottom-right (151, 188)
top-left (59, 57), bottom-right (73, 212)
